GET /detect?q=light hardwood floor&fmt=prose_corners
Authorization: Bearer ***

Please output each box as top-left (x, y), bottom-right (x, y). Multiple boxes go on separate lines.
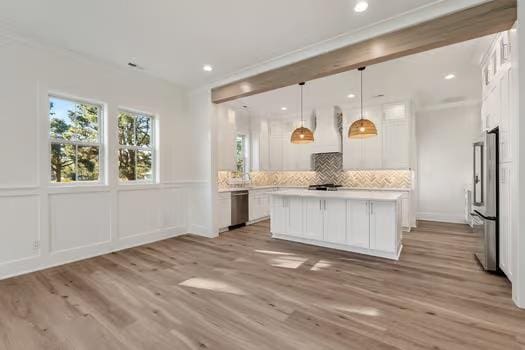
top-left (0, 220), bottom-right (524, 350)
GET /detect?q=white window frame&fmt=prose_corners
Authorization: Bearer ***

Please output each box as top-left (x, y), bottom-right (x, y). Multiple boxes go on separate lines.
top-left (235, 133), bottom-right (250, 175)
top-left (117, 109), bottom-right (156, 184)
top-left (48, 94), bottom-right (104, 185)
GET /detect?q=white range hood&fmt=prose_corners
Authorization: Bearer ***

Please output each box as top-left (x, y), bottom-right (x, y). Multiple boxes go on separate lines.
top-left (311, 106), bottom-right (342, 154)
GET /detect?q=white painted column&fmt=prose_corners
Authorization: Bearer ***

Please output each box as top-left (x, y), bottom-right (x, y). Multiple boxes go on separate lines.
top-left (514, 0), bottom-right (525, 308)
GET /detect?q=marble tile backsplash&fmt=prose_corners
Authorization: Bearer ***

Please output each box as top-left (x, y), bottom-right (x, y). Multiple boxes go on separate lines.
top-left (218, 169), bottom-right (412, 189)
top-left (218, 152), bottom-right (411, 189)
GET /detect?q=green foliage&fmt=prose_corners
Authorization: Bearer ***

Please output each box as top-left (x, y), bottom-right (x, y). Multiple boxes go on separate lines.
top-left (49, 99), bottom-right (100, 183)
top-left (118, 112), bottom-right (153, 181)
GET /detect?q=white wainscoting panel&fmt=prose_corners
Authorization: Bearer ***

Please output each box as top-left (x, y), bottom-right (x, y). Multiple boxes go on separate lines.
top-left (162, 186), bottom-right (187, 230)
top-left (0, 195), bottom-right (40, 264)
top-left (118, 188), bottom-right (161, 238)
top-left (49, 192), bottom-right (111, 253)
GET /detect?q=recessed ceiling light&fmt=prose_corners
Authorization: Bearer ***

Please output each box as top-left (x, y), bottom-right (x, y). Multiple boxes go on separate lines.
top-left (354, 1), bottom-right (369, 13)
top-left (347, 94), bottom-right (356, 99)
top-left (281, 107), bottom-right (288, 111)
top-left (203, 64), bottom-right (213, 72)
top-left (445, 73), bottom-right (456, 80)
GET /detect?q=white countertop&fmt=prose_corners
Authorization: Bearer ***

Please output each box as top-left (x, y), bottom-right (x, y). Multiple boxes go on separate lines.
top-left (218, 186), bottom-right (410, 193)
top-left (270, 189), bottom-right (404, 201)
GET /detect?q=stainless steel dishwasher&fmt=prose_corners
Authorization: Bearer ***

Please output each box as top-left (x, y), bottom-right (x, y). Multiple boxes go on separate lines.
top-left (231, 190), bottom-right (249, 227)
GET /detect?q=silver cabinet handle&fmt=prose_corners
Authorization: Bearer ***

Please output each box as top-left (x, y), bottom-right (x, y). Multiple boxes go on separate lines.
top-left (319, 200), bottom-right (322, 210)
top-left (370, 202), bottom-right (374, 215)
top-left (324, 200), bottom-right (327, 211)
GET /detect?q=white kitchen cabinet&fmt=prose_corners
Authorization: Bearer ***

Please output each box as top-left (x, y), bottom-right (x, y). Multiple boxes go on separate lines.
top-left (499, 68), bottom-right (512, 163)
top-left (271, 191), bottom-right (403, 260)
top-left (217, 192), bottom-right (232, 229)
top-left (249, 189), bottom-right (274, 222)
top-left (401, 197), bottom-right (410, 230)
top-left (269, 135), bottom-right (283, 170)
top-left (370, 201), bottom-right (399, 253)
top-left (382, 120), bottom-right (410, 169)
top-left (217, 108), bottom-right (237, 171)
top-left (347, 200), bottom-right (370, 248)
top-left (268, 119), bottom-right (313, 171)
top-left (252, 119), bottom-right (270, 171)
top-left (342, 103), bottom-right (410, 170)
top-left (342, 107), bottom-right (382, 169)
top-left (323, 199), bottom-right (347, 244)
top-left (303, 198), bottom-right (324, 240)
top-left (270, 196), bottom-right (288, 234)
top-left (288, 197), bottom-right (303, 237)
top-left (499, 163), bottom-right (512, 280)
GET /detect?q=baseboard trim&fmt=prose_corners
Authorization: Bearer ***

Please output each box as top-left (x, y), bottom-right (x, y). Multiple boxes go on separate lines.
top-left (416, 212), bottom-right (466, 224)
top-left (272, 233), bottom-right (402, 261)
top-left (188, 224), bottom-right (218, 238)
top-left (0, 227), bottom-right (187, 281)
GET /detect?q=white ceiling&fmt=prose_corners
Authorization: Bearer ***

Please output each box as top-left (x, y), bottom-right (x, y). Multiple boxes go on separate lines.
top-left (229, 34), bottom-right (493, 117)
top-left (0, 0), bottom-right (450, 88)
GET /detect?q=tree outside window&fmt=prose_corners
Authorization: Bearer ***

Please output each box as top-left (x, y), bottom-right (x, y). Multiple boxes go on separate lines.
top-left (49, 96), bottom-right (101, 183)
top-left (235, 134), bottom-right (249, 175)
top-left (118, 111), bottom-right (154, 182)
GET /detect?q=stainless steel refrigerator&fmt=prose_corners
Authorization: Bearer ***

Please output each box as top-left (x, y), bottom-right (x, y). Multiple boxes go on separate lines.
top-left (472, 129), bottom-right (498, 272)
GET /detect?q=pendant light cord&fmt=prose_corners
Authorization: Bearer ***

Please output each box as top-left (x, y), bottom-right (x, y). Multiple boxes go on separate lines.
top-left (360, 68), bottom-right (364, 120)
top-left (301, 83), bottom-right (304, 127)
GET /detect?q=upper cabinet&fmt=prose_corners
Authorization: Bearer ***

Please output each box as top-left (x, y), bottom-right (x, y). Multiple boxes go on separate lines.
top-left (481, 31), bottom-right (513, 162)
top-left (342, 101), bottom-right (412, 170)
top-left (217, 108), bottom-right (237, 171)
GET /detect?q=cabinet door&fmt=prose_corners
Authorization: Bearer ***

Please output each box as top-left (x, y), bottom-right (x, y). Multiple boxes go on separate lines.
top-left (269, 137), bottom-right (283, 170)
top-left (342, 109), bottom-right (363, 169)
top-left (303, 198), bottom-right (324, 240)
top-left (217, 108), bottom-right (236, 171)
top-left (361, 106), bottom-right (383, 169)
top-left (499, 163), bottom-right (512, 280)
top-left (217, 198), bottom-right (231, 229)
top-left (499, 69), bottom-right (512, 162)
top-left (270, 196), bottom-right (287, 234)
top-left (347, 200), bottom-right (370, 248)
top-left (370, 201), bottom-right (398, 253)
top-left (323, 199), bottom-right (347, 244)
top-left (401, 198), bottom-right (410, 229)
top-left (259, 120), bottom-right (270, 171)
top-left (383, 121), bottom-right (409, 169)
top-left (287, 197), bottom-right (303, 237)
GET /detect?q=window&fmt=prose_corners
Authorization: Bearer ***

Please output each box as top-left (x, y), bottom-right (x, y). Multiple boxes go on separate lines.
top-left (118, 110), bottom-right (154, 182)
top-left (235, 134), bottom-right (249, 174)
top-left (49, 96), bottom-right (102, 183)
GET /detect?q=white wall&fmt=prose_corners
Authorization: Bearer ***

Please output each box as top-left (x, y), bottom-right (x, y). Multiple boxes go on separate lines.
top-left (0, 36), bottom-right (200, 279)
top-left (416, 103), bottom-right (481, 223)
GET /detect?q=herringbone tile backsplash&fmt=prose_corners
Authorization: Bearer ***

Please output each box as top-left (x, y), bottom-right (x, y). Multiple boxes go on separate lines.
top-left (218, 152), bottom-right (412, 189)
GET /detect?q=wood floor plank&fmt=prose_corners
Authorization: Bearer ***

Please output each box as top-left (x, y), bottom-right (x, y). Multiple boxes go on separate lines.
top-left (0, 220), bottom-right (524, 350)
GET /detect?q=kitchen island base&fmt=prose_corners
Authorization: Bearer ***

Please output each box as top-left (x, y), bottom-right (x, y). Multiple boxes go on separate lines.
top-left (272, 233), bottom-right (403, 260)
top-left (270, 190), bottom-right (403, 261)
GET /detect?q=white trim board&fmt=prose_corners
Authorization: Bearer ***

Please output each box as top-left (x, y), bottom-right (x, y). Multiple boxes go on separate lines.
top-left (416, 212), bottom-right (467, 224)
top-left (0, 227), bottom-right (187, 281)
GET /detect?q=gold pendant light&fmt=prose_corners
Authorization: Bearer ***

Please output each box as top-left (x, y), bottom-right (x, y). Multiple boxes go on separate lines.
top-left (291, 82), bottom-right (314, 144)
top-left (349, 67), bottom-right (378, 139)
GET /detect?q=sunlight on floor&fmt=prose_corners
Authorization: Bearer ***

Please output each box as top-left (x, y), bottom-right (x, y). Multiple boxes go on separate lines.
top-left (179, 278), bottom-right (247, 295)
top-left (335, 305), bottom-right (382, 317)
top-left (270, 256), bottom-right (308, 269)
top-left (255, 250), bottom-right (296, 256)
top-left (310, 260), bottom-right (332, 271)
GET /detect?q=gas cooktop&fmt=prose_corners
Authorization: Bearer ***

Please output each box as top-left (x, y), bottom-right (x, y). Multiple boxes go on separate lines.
top-left (308, 184), bottom-right (342, 191)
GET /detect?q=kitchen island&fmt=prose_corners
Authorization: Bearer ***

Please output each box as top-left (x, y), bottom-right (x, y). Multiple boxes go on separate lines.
top-left (270, 190), bottom-right (403, 260)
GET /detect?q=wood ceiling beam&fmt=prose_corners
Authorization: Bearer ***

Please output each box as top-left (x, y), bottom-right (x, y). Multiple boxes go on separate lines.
top-left (211, 0), bottom-right (516, 104)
